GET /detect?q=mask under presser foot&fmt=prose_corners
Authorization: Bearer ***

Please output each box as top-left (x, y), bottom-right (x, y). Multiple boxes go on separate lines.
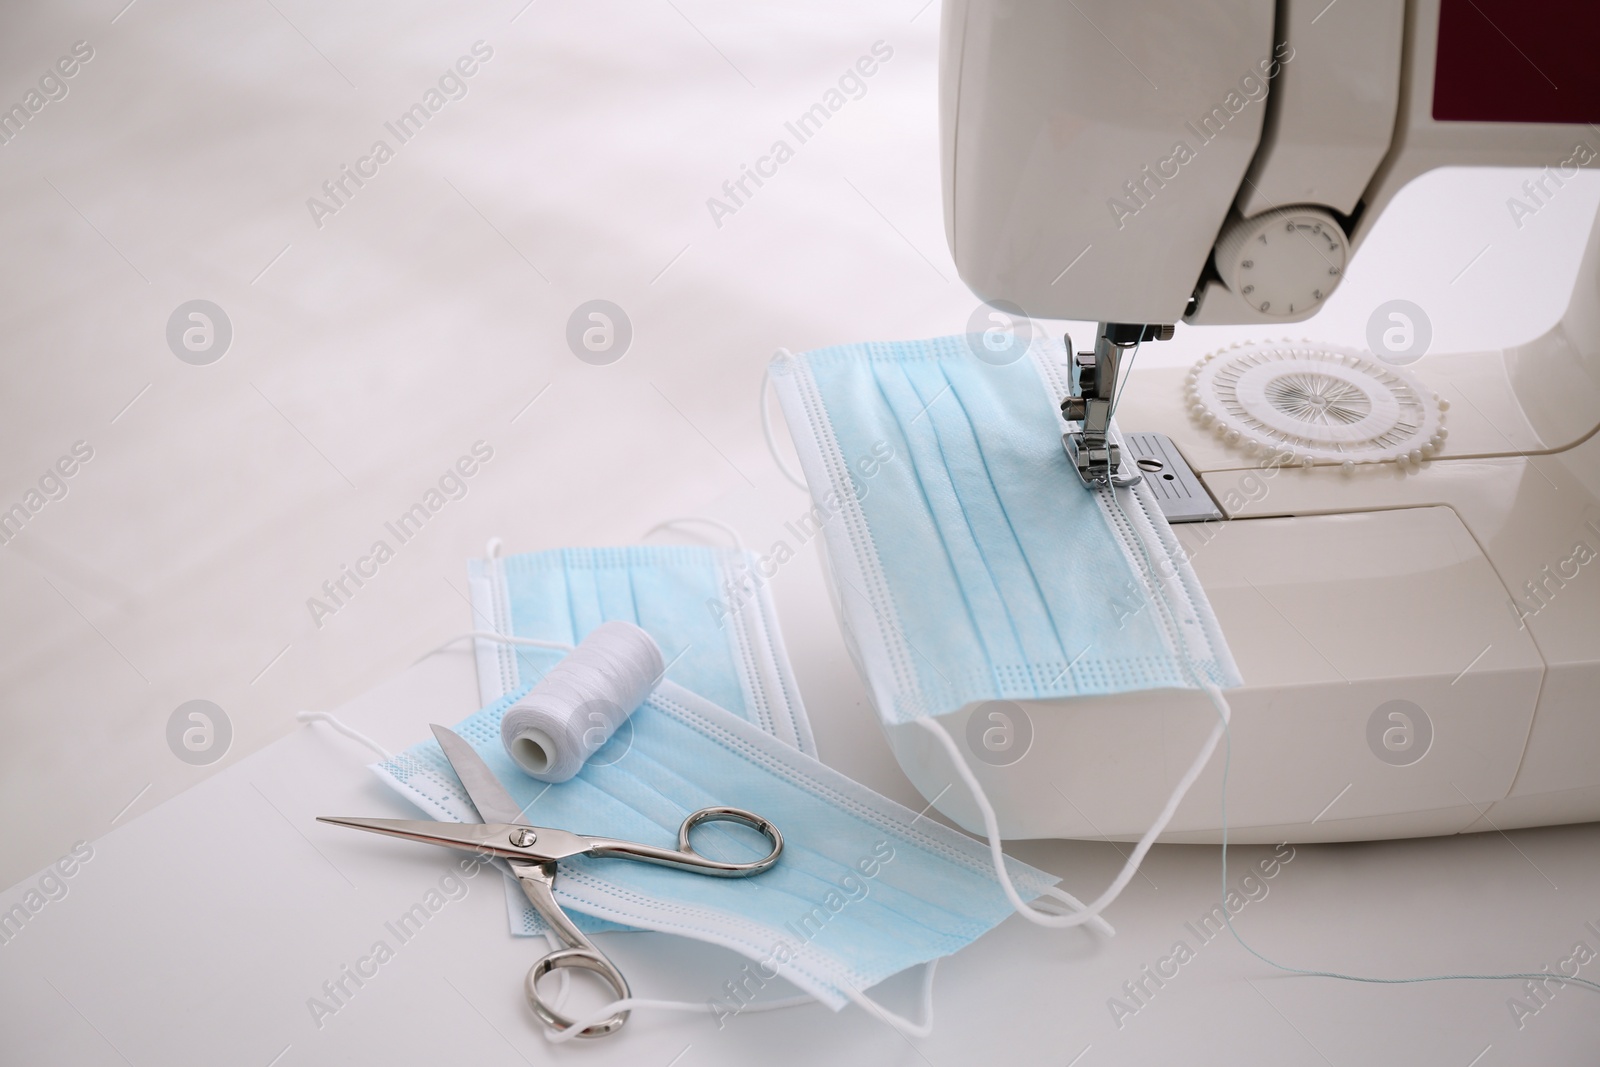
top-left (1059, 323), bottom-right (1219, 513)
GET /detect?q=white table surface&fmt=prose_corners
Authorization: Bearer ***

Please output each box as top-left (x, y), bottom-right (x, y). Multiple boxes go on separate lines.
top-left (5, 649), bottom-right (1599, 1066)
top-left (4, 0), bottom-right (1600, 1062)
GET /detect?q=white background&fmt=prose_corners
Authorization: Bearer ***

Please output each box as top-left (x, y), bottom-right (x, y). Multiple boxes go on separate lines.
top-left (2, 0), bottom-right (1599, 1062)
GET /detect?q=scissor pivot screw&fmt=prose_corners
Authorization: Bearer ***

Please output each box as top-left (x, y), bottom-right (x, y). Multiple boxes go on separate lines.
top-left (509, 828), bottom-right (538, 848)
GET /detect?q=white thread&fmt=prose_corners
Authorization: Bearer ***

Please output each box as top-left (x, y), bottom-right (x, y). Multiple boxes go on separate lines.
top-left (915, 681), bottom-right (1232, 928)
top-left (642, 516), bottom-right (747, 551)
top-left (763, 354), bottom-right (809, 490)
top-left (295, 711), bottom-right (393, 761)
top-left (1212, 695), bottom-right (1600, 999)
top-left (500, 621), bottom-right (665, 782)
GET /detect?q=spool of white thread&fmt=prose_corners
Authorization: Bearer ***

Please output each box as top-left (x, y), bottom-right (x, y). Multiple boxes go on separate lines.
top-left (499, 620), bottom-right (665, 782)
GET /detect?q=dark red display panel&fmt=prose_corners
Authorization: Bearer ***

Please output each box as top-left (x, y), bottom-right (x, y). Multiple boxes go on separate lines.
top-left (1433, 0), bottom-right (1600, 123)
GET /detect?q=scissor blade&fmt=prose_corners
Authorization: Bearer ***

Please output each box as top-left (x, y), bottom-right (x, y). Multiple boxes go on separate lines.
top-left (317, 815), bottom-right (586, 861)
top-left (430, 723), bottom-right (526, 825)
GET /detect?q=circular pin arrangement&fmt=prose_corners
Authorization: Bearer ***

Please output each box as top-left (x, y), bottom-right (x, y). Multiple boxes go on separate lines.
top-left (1185, 341), bottom-right (1448, 473)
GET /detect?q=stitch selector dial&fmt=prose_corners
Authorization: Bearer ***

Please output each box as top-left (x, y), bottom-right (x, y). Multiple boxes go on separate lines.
top-left (1214, 207), bottom-right (1349, 318)
top-left (1185, 342), bottom-right (1447, 472)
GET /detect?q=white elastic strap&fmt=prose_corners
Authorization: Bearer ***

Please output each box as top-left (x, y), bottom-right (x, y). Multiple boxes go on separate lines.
top-left (545, 991), bottom-right (815, 1044)
top-left (1024, 892), bottom-right (1118, 931)
top-left (484, 536), bottom-right (504, 559)
top-left (412, 631), bottom-right (576, 665)
top-left (303, 634), bottom-right (575, 762)
top-left (542, 960), bottom-right (941, 1043)
top-left (542, 931), bottom-right (573, 1009)
top-left (295, 711), bottom-right (393, 761)
top-left (642, 516), bottom-right (747, 551)
top-left (916, 682), bottom-right (1232, 928)
top-left (840, 958), bottom-right (939, 1038)
top-left (762, 355), bottom-right (808, 491)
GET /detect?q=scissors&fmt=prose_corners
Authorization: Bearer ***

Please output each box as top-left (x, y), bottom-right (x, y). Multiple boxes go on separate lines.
top-left (319, 724), bottom-right (782, 1038)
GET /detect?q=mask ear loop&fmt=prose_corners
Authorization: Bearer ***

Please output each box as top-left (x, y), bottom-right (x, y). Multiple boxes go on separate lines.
top-left (296, 634), bottom-right (580, 760)
top-left (540, 929), bottom-right (574, 1016)
top-left (540, 959), bottom-right (944, 1043)
top-left (763, 354), bottom-right (809, 491)
top-left (914, 685), bottom-right (1231, 930)
top-left (542, 990), bottom-right (816, 1044)
top-left (642, 516), bottom-right (747, 551)
top-left (412, 631), bottom-right (576, 664)
top-left (839, 958), bottom-right (939, 1037)
top-left (294, 711), bottom-right (393, 761)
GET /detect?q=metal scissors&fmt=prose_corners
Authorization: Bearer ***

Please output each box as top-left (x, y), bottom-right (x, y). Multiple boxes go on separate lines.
top-left (319, 724), bottom-right (782, 1038)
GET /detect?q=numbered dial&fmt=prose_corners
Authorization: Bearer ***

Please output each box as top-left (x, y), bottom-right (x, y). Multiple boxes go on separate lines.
top-left (1215, 206), bottom-right (1349, 318)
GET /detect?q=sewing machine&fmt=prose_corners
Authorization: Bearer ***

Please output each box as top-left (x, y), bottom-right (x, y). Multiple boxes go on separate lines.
top-left (874, 0), bottom-right (1600, 843)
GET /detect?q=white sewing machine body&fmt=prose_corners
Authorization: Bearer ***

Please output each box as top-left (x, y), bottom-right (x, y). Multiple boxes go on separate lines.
top-left (843, 0), bottom-right (1600, 843)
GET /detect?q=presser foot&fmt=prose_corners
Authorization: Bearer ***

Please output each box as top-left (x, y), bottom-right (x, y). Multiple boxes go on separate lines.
top-left (1063, 432), bottom-right (1141, 489)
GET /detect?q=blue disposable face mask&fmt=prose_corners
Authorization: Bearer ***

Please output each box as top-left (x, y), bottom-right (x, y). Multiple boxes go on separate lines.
top-left (769, 336), bottom-right (1242, 928)
top-left (375, 674), bottom-right (1100, 1033)
top-left (469, 544), bottom-right (814, 756)
top-left (771, 337), bottom-right (1239, 717)
top-left (456, 542), bottom-right (817, 942)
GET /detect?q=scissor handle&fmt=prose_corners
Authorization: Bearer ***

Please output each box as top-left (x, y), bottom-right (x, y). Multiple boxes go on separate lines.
top-left (525, 948), bottom-right (630, 1039)
top-left (512, 859), bottom-right (634, 1039)
top-left (588, 806), bottom-right (783, 876)
top-left (676, 807), bottom-right (784, 874)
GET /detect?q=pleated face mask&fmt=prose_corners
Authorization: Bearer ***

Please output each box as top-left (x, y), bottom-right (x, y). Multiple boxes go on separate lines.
top-left (374, 676), bottom-right (1079, 1025)
top-left (769, 336), bottom-right (1239, 721)
top-left (769, 335), bottom-right (1242, 932)
top-left (469, 545), bottom-right (814, 756)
